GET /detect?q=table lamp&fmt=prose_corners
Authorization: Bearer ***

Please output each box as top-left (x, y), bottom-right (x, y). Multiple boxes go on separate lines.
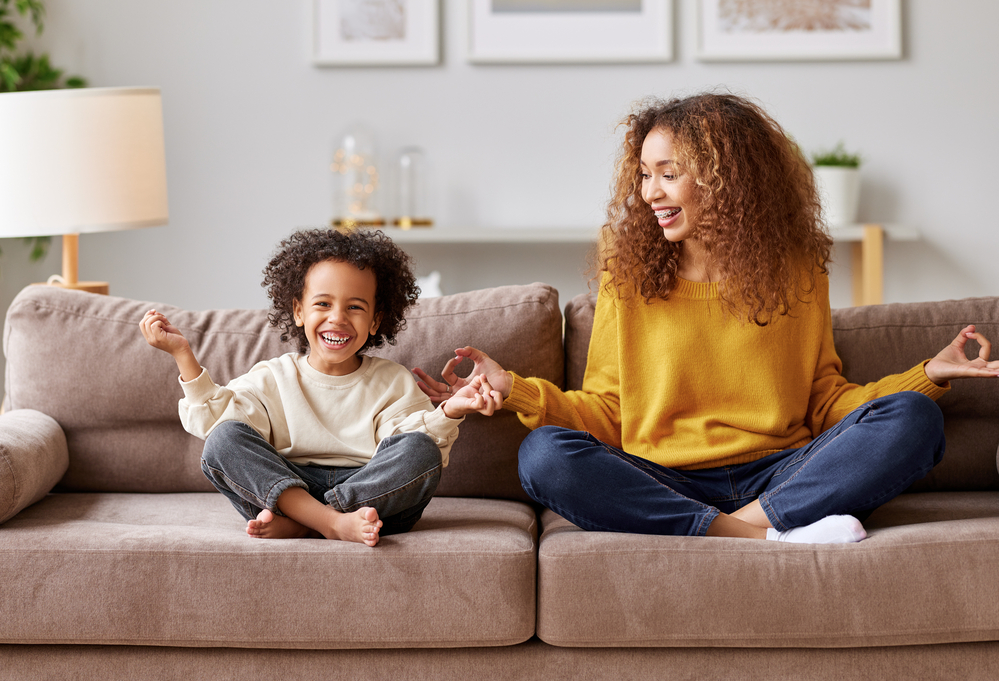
top-left (0, 87), bottom-right (168, 294)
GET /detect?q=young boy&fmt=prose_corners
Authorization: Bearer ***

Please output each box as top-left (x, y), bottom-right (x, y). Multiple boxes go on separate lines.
top-left (140, 228), bottom-right (501, 546)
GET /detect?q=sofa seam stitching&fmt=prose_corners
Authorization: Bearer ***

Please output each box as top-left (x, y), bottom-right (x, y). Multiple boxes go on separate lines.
top-left (9, 296), bottom-right (561, 336)
top-left (0, 443), bottom-right (16, 519)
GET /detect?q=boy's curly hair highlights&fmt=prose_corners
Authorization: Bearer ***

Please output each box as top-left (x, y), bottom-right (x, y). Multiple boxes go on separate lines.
top-left (599, 92), bottom-right (833, 325)
top-left (261, 228), bottom-right (420, 354)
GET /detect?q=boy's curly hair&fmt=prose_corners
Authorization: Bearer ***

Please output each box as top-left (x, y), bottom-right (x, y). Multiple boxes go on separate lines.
top-left (261, 228), bottom-right (420, 354)
top-left (599, 92), bottom-right (833, 325)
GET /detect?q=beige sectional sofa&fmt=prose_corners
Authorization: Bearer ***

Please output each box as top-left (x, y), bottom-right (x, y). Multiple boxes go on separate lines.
top-left (2, 282), bottom-right (999, 680)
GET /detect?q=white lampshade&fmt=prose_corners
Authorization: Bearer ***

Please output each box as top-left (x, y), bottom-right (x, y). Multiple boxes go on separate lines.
top-left (0, 87), bottom-right (168, 293)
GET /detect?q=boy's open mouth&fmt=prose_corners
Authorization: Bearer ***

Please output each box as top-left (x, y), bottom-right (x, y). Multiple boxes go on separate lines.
top-left (320, 332), bottom-right (350, 347)
top-left (655, 208), bottom-right (681, 219)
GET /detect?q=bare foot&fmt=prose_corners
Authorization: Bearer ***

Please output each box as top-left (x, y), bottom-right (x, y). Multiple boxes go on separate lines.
top-left (328, 507), bottom-right (382, 547)
top-left (247, 508), bottom-right (317, 539)
top-left (268, 487), bottom-right (383, 546)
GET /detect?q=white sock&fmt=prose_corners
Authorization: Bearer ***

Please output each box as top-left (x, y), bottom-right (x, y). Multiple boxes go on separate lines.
top-left (765, 515), bottom-right (867, 544)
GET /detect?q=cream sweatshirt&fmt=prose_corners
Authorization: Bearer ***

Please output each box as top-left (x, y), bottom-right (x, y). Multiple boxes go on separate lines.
top-left (178, 353), bottom-right (461, 467)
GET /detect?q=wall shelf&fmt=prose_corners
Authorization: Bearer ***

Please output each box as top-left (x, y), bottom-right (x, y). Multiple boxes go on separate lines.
top-left (828, 223), bottom-right (918, 243)
top-left (381, 223), bottom-right (917, 307)
top-left (829, 224), bottom-right (918, 306)
top-left (382, 224), bottom-right (917, 245)
top-left (380, 226), bottom-right (599, 244)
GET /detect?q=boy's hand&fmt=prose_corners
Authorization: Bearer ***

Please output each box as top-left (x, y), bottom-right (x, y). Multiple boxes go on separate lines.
top-left (442, 376), bottom-right (504, 419)
top-left (140, 310), bottom-right (190, 355)
top-left (414, 347), bottom-right (512, 404)
top-left (140, 310), bottom-right (202, 382)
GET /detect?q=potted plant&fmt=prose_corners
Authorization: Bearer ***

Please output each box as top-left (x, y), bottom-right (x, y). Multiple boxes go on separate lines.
top-left (811, 142), bottom-right (861, 227)
top-left (0, 0), bottom-right (87, 265)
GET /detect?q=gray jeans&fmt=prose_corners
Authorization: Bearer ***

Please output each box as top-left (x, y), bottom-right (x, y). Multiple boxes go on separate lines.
top-left (201, 421), bottom-right (442, 535)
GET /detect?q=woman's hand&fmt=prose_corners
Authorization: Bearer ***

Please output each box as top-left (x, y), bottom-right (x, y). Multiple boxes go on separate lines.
top-left (924, 325), bottom-right (999, 386)
top-left (413, 346), bottom-right (513, 403)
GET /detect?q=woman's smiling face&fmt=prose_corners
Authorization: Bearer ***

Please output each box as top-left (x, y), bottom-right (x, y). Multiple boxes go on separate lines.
top-left (640, 128), bottom-right (698, 244)
top-left (292, 259), bottom-right (381, 376)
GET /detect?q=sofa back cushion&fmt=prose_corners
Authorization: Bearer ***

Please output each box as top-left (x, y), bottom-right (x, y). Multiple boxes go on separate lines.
top-left (831, 298), bottom-right (999, 492)
top-left (563, 293), bottom-right (999, 492)
top-left (370, 284), bottom-right (563, 501)
top-left (3, 283), bottom-right (563, 500)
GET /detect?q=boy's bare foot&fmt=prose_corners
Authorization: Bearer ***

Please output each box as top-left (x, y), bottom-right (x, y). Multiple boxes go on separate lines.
top-left (328, 507), bottom-right (382, 547)
top-left (269, 487), bottom-right (383, 546)
top-left (247, 509), bottom-right (317, 539)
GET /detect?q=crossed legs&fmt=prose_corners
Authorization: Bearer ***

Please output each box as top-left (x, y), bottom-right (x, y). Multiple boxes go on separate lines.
top-left (201, 421), bottom-right (442, 546)
top-left (519, 392), bottom-right (945, 543)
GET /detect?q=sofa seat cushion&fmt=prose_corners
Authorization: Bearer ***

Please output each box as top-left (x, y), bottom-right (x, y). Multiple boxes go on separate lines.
top-left (535, 492), bottom-right (999, 648)
top-left (0, 494), bottom-right (537, 649)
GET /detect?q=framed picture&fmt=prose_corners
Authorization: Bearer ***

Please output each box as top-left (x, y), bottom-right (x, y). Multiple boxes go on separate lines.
top-left (468, 0), bottom-right (674, 64)
top-left (697, 0), bottom-right (902, 61)
top-left (313, 0), bottom-right (439, 66)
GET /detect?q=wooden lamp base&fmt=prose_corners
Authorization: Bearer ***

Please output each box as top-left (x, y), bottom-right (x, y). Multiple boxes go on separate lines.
top-left (43, 280), bottom-right (110, 295)
top-left (32, 234), bottom-right (110, 296)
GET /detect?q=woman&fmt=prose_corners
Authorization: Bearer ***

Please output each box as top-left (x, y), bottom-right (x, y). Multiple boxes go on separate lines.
top-left (415, 93), bottom-right (998, 543)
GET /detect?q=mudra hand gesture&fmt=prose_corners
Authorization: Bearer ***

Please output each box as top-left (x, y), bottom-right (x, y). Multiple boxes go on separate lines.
top-left (413, 346), bottom-right (513, 405)
top-left (924, 325), bottom-right (999, 385)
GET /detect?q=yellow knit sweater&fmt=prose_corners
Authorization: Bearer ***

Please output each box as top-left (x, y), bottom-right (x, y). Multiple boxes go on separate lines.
top-left (504, 274), bottom-right (949, 470)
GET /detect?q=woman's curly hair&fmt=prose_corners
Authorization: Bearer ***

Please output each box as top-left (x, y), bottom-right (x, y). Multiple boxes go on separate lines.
top-left (261, 228), bottom-right (420, 354)
top-left (599, 92), bottom-right (833, 325)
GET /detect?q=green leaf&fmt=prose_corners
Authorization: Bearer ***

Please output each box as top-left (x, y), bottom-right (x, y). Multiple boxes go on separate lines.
top-left (14, 0), bottom-right (44, 32)
top-left (0, 18), bottom-right (23, 51)
top-left (23, 235), bottom-right (50, 262)
top-left (0, 58), bottom-right (20, 90)
top-left (9, 49), bottom-right (66, 90)
top-left (811, 142), bottom-right (862, 168)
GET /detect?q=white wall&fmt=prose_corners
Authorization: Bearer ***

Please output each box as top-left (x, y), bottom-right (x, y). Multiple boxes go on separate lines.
top-left (3, 1), bottom-right (998, 361)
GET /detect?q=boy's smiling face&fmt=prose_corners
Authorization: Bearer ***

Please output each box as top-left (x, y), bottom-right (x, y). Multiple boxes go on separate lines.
top-left (293, 259), bottom-right (381, 376)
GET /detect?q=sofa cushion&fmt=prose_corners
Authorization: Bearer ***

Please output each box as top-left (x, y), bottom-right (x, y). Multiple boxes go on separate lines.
top-left (830, 298), bottom-right (999, 491)
top-left (2, 283), bottom-right (563, 499)
top-left (0, 494), bottom-right (537, 648)
top-left (535, 492), bottom-right (999, 648)
top-left (7, 639), bottom-right (999, 681)
top-left (3, 287), bottom-right (286, 493)
top-left (562, 293), bottom-right (999, 491)
top-left (370, 283), bottom-right (564, 501)
top-left (563, 293), bottom-right (595, 393)
top-left (0, 410), bottom-right (68, 524)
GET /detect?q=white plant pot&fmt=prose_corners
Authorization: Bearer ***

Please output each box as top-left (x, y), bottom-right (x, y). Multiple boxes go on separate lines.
top-left (813, 166), bottom-right (861, 227)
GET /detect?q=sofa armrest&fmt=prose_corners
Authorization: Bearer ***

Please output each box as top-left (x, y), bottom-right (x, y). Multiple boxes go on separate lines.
top-left (0, 409), bottom-right (68, 524)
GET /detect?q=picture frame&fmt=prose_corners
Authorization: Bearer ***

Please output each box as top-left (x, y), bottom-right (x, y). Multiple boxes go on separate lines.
top-left (468, 0), bottom-right (674, 64)
top-left (697, 0), bottom-right (902, 62)
top-left (313, 0), bottom-right (439, 66)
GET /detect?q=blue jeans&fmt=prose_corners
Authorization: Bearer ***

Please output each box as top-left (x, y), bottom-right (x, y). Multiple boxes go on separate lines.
top-left (201, 421), bottom-right (442, 535)
top-left (518, 392), bottom-right (945, 536)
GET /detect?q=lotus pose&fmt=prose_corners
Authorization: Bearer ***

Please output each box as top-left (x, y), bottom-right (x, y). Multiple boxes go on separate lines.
top-left (415, 93), bottom-right (999, 543)
top-left (142, 228), bottom-right (501, 545)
